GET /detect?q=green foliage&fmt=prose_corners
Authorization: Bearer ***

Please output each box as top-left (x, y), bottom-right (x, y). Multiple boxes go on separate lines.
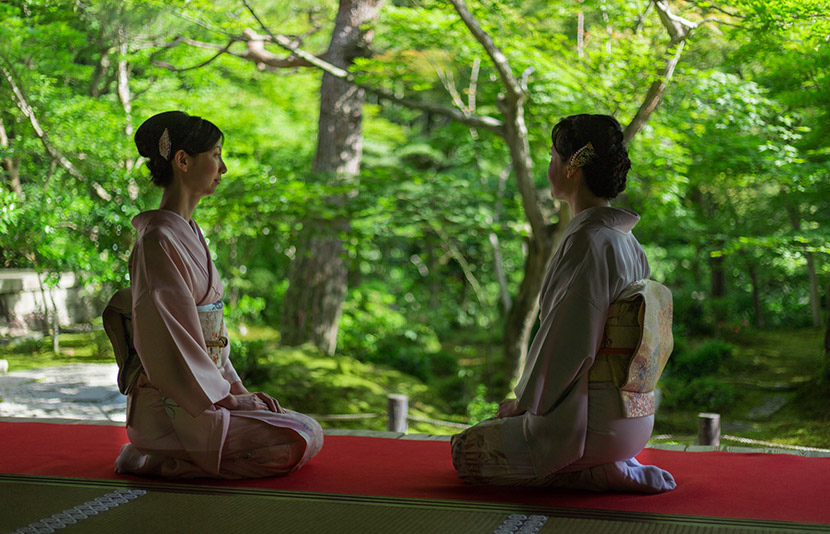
top-left (232, 341), bottom-right (463, 433)
top-left (465, 384), bottom-right (499, 425)
top-left (662, 376), bottom-right (736, 413)
top-left (92, 329), bottom-right (113, 358)
top-left (661, 338), bottom-right (737, 413)
top-left (2, 0), bottom-right (829, 442)
top-left (227, 339), bottom-right (271, 384)
top-left (667, 339), bottom-right (735, 382)
top-left (0, 332), bottom-right (113, 370)
top-left (337, 285), bottom-right (446, 383)
top-left (8, 337), bottom-right (50, 355)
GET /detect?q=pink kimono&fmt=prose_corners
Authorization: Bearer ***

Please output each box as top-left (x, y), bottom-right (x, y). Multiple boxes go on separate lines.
top-left (452, 207), bottom-right (675, 493)
top-left (114, 209), bottom-right (323, 479)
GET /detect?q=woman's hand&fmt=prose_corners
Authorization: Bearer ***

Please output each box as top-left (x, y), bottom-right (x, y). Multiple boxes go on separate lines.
top-left (254, 392), bottom-right (286, 414)
top-left (216, 392), bottom-right (286, 413)
top-left (496, 398), bottom-right (525, 419)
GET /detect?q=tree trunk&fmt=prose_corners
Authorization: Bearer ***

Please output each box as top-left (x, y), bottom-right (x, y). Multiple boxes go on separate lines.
top-left (623, 1), bottom-right (693, 144)
top-left (805, 251), bottom-right (821, 328)
top-left (785, 202), bottom-right (822, 328)
top-left (825, 303), bottom-right (830, 371)
top-left (825, 282), bottom-right (830, 373)
top-left (494, 85), bottom-right (557, 389)
top-left (252, 0), bottom-right (693, 380)
top-left (280, 0), bottom-right (382, 355)
top-left (710, 254), bottom-right (725, 298)
top-left (0, 118), bottom-right (22, 196)
top-left (488, 167), bottom-right (511, 313)
top-left (748, 263), bottom-right (765, 328)
top-left (115, 27), bottom-right (140, 200)
top-left (1, 59), bottom-right (111, 201)
top-left (502, 233), bottom-right (549, 388)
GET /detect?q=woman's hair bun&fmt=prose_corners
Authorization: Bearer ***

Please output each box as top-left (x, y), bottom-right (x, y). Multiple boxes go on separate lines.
top-left (551, 114), bottom-right (631, 199)
top-left (134, 111), bottom-right (223, 187)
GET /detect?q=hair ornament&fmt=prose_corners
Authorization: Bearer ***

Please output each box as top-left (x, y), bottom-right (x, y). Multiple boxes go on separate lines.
top-left (569, 142), bottom-right (595, 169)
top-left (158, 128), bottom-right (171, 160)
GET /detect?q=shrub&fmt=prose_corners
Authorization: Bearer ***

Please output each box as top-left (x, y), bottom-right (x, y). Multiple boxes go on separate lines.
top-left (338, 286), bottom-right (444, 383)
top-left (466, 384), bottom-right (499, 425)
top-left (669, 339), bottom-right (734, 381)
top-left (230, 339), bottom-right (271, 383)
top-left (93, 329), bottom-right (113, 358)
top-left (10, 337), bottom-right (48, 354)
top-left (661, 376), bottom-right (736, 412)
top-left (685, 376), bottom-right (736, 412)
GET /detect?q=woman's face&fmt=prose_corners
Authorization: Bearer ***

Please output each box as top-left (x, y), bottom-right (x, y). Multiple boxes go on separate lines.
top-left (185, 142), bottom-right (227, 198)
top-left (547, 145), bottom-right (570, 200)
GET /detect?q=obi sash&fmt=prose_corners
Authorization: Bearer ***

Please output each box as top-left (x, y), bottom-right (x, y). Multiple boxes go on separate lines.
top-left (102, 288), bottom-right (227, 395)
top-left (195, 301), bottom-right (228, 367)
top-left (588, 280), bottom-right (674, 418)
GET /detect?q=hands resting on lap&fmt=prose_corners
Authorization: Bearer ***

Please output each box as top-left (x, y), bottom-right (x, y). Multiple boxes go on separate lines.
top-left (216, 390), bottom-right (286, 413)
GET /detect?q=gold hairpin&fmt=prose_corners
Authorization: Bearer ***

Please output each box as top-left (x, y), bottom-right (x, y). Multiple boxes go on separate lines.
top-left (158, 128), bottom-right (171, 160)
top-left (568, 142), bottom-right (595, 169)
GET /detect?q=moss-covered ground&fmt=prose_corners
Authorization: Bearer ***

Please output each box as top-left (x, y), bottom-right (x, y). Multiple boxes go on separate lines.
top-left (1, 326), bottom-right (827, 447)
top-left (652, 327), bottom-right (829, 449)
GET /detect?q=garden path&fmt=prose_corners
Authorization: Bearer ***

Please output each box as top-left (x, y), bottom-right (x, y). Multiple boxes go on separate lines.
top-left (0, 363), bottom-right (125, 423)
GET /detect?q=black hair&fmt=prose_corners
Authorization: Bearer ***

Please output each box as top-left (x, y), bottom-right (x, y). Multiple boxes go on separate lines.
top-left (134, 111), bottom-right (224, 187)
top-left (550, 114), bottom-right (631, 199)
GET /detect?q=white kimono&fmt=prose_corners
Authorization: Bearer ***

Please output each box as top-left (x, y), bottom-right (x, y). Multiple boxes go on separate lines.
top-left (452, 207), bottom-right (675, 493)
top-left (115, 210), bottom-right (323, 479)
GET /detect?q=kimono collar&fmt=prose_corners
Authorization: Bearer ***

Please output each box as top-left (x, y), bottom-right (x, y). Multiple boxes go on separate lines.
top-left (569, 206), bottom-right (640, 234)
top-left (132, 209), bottom-right (200, 236)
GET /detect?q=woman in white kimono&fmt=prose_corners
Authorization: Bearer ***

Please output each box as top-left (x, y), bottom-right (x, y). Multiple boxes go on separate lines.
top-left (451, 114), bottom-right (675, 493)
top-left (114, 111), bottom-right (323, 479)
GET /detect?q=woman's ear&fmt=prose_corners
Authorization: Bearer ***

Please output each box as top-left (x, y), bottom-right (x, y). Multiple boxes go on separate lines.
top-left (173, 149), bottom-right (188, 172)
top-left (567, 165), bottom-right (579, 179)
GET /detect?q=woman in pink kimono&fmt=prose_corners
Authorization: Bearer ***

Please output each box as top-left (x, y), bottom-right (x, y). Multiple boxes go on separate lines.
top-left (451, 114), bottom-right (675, 493)
top-left (114, 111), bottom-right (323, 478)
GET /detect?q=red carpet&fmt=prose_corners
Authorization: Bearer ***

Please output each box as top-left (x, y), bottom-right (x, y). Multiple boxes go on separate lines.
top-left (1, 421), bottom-right (828, 525)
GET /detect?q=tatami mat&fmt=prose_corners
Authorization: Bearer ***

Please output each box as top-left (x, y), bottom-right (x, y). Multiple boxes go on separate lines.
top-left (2, 475), bottom-right (827, 534)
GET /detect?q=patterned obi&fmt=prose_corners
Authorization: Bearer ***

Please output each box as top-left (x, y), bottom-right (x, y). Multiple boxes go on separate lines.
top-left (195, 301), bottom-right (228, 368)
top-left (103, 289), bottom-right (229, 396)
top-left (588, 280), bottom-right (674, 418)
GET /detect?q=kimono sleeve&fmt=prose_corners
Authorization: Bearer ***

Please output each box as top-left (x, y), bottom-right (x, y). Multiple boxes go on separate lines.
top-left (131, 233), bottom-right (230, 417)
top-left (514, 235), bottom-right (611, 416)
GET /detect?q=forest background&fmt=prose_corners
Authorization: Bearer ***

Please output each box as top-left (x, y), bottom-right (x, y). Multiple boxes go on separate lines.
top-left (1, 0), bottom-right (829, 446)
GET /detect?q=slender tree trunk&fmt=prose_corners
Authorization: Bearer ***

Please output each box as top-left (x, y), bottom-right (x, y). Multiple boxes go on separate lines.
top-left (502, 234), bottom-right (549, 387)
top-left (89, 45), bottom-right (111, 98)
top-left (489, 166), bottom-right (512, 313)
top-left (0, 118), bottom-right (22, 196)
top-left (495, 87), bottom-right (558, 388)
top-left (805, 251), bottom-right (821, 327)
top-left (623, 40), bottom-right (685, 144)
top-left (577, 1), bottom-right (585, 59)
top-left (280, 0), bottom-right (382, 355)
top-left (709, 252), bottom-right (726, 336)
top-left (710, 254), bottom-right (725, 298)
top-left (623, 1), bottom-right (693, 144)
top-left (786, 203), bottom-right (822, 328)
top-left (748, 263), bottom-right (765, 328)
top-left (1, 58), bottom-right (111, 201)
top-left (115, 27), bottom-right (140, 200)
top-left (825, 289), bottom-right (830, 370)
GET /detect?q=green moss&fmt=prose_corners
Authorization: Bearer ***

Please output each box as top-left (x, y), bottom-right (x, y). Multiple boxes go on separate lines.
top-left (3, 326), bottom-right (826, 445)
top-left (0, 331), bottom-right (113, 371)
top-left (654, 327), bottom-right (828, 448)
top-left (236, 342), bottom-right (464, 435)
